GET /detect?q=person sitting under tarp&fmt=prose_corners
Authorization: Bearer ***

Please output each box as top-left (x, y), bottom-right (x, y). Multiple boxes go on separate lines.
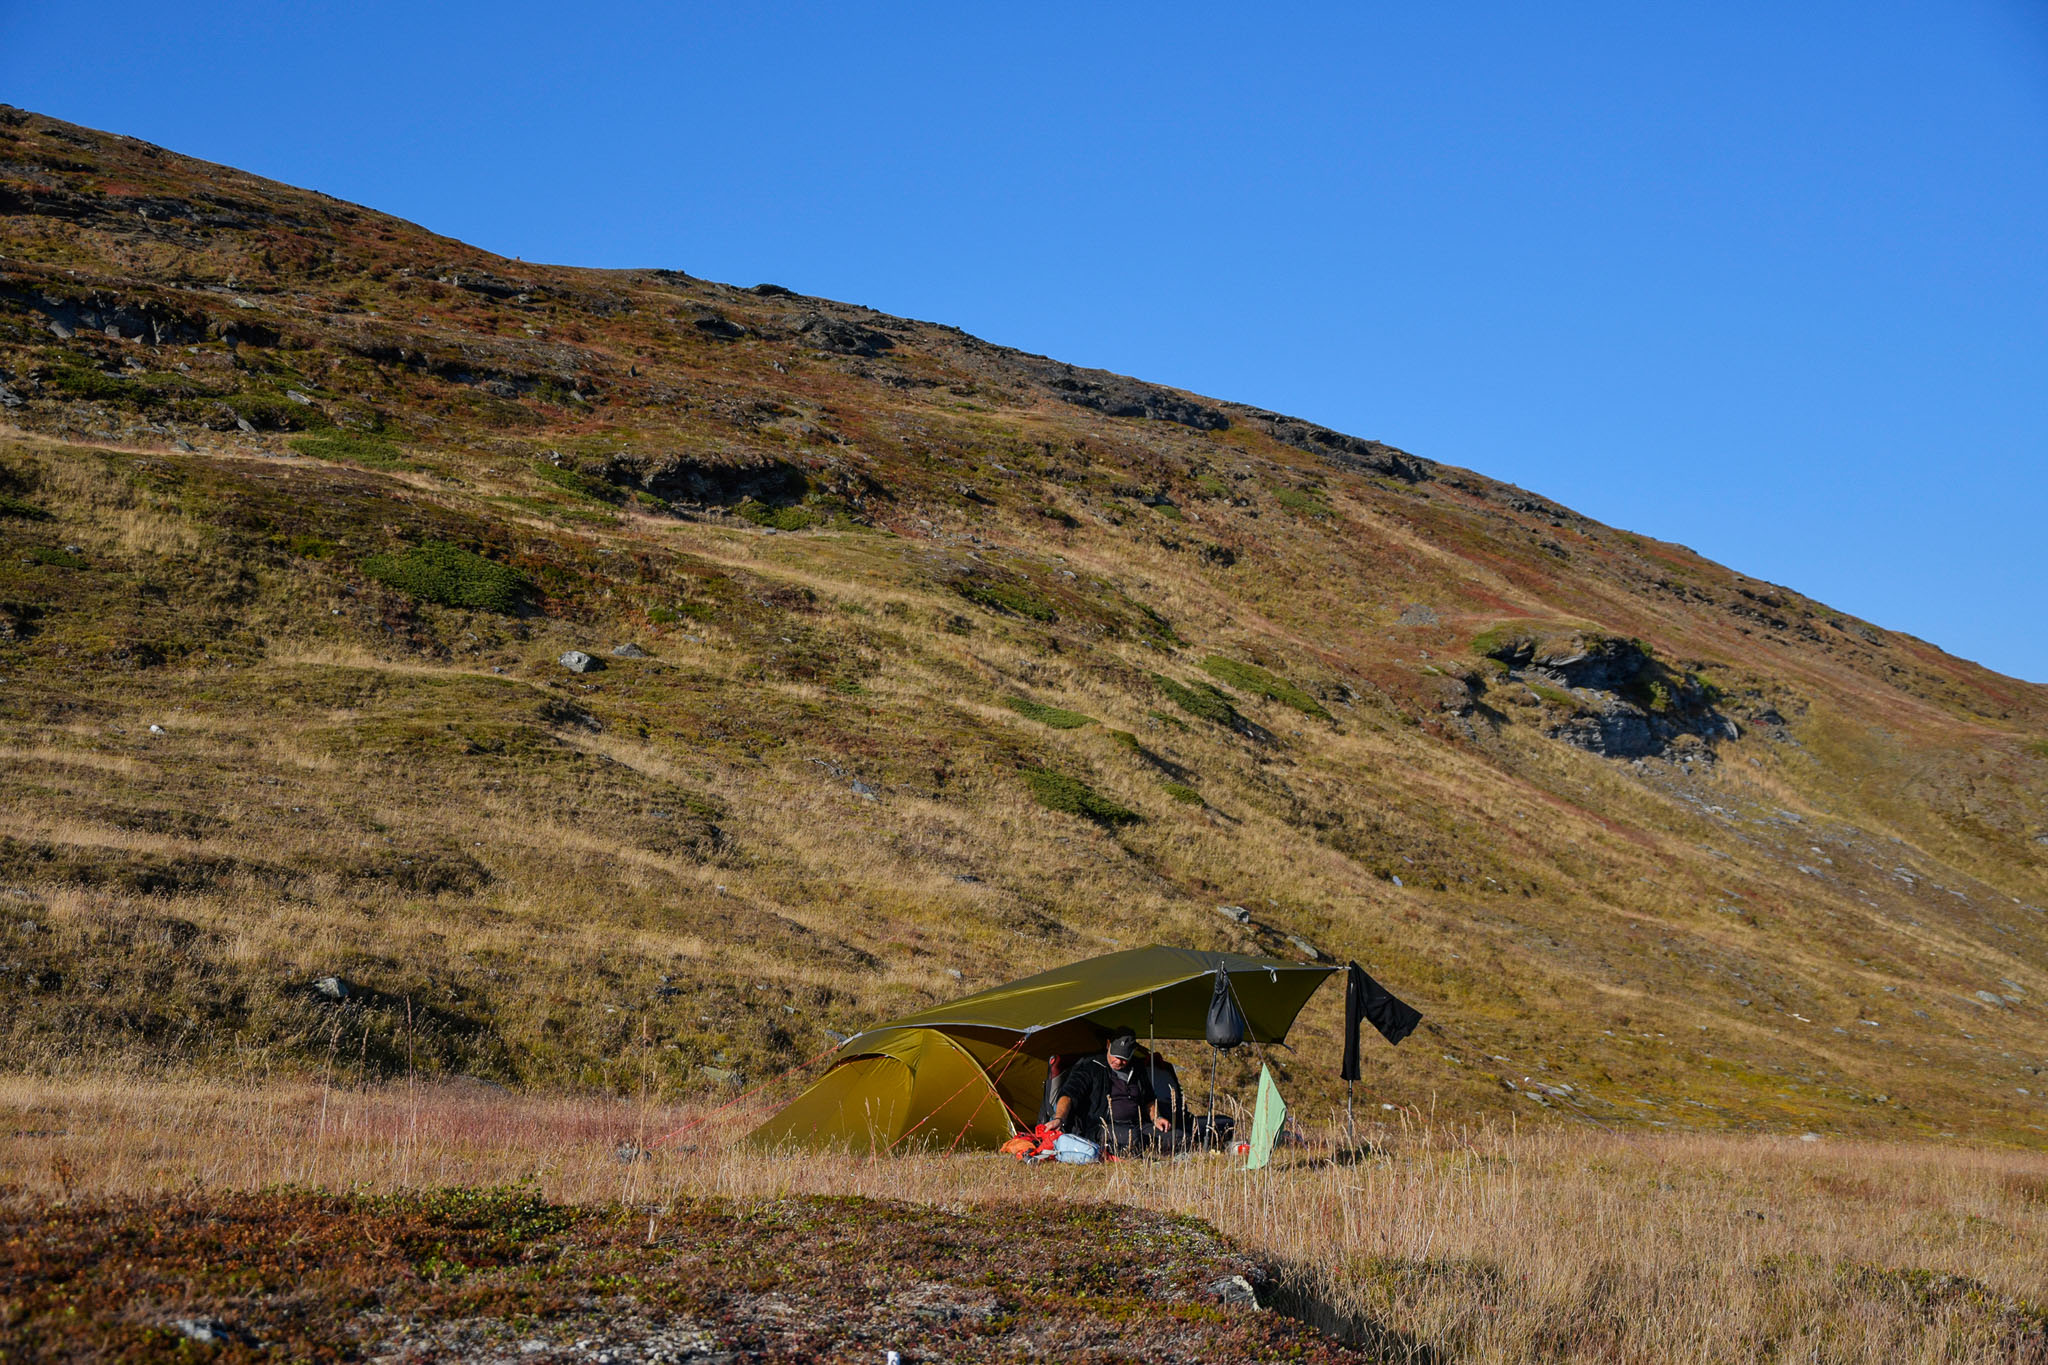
top-left (1047, 1027), bottom-right (1172, 1153)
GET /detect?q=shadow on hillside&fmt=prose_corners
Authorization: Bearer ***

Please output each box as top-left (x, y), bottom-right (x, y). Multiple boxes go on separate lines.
top-left (1266, 1270), bottom-right (1446, 1364)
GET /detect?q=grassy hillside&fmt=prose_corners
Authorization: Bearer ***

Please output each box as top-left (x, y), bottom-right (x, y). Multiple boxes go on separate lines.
top-left (2, 104), bottom-right (2045, 1141)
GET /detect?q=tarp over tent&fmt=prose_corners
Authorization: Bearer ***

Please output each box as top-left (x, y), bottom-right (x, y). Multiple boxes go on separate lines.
top-left (749, 945), bottom-right (1336, 1152)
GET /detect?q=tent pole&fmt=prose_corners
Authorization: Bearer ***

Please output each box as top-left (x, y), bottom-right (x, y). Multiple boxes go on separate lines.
top-left (1147, 993), bottom-right (1157, 1118)
top-left (1207, 1044), bottom-right (1219, 1140)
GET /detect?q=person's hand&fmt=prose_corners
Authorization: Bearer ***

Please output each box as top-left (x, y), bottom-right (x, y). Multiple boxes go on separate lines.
top-left (1152, 1115), bottom-right (1171, 1132)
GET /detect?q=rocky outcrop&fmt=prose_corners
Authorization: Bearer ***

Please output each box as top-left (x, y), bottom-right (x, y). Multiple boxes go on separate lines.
top-left (1476, 626), bottom-right (1733, 760)
top-left (1021, 359), bottom-right (1231, 430)
top-left (1231, 409), bottom-right (1433, 483)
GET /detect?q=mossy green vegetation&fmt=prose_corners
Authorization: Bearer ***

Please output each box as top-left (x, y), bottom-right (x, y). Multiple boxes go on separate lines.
top-left (21, 545), bottom-right (86, 569)
top-left (534, 462), bottom-right (625, 504)
top-left (361, 540), bottom-right (529, 613)
top-left (737, 500), bottom-right (821, 531)
top-left (46, 362), bottom-right (134, 404)
top-left (1199, 656), bottom-right (1329, 718)
top-left (1631, 678), bottom-right (1673, 714)
top-left (953, 577), bottom-right (1058, 622)
top-left (1470, 621), bottom-right (1556, 658)
top-left (1526, 681), bottom-right (1581, 710)
top-left (292, 432), bottom-right (412, 470)
top-left (1161, 781), bottom-right (1204, 805)
top-left (0, 493), bottom-right (51, 520)
top-left (231, 391), bottom-right (327, 431)
top-left (1020, 767), bottom-right (1139, 826)
top-left (1152, 673), bottom-right (1242, 728)
top-left (1273, 486), bottom-right (1332, 517)
top-left (1003, 696), bottom-right (1094, 729)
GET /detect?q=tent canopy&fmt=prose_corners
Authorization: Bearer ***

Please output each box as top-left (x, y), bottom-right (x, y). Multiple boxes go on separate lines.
top-left (750, 945), bottom-right (1336, 1151)
top-left (843, 944), bottom-right (1336, 1058)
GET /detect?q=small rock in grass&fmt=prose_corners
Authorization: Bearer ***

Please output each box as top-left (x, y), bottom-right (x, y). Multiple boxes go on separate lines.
top-left (1396, 603), bottom-right (1440, 627)
top-left (1285, 935), bottom-right (1323, 961)
top-left (611, 642), bottom-right (647, 658)
top-left (1208, 1274), bottom-right (1260, 1307)
top-left (1215, 904), bottom-right (1250, 924)
top-left (697, 1064), bottom-right (744, 1087)
top-left (559, 650), bottom-right (603, 673)
top-left (850, 780), bottom-right (879, 800)
top-left (171, 1318), bottom-right (240, 1344)
top-left (148, 723), bottom-right (166, 734)
top-left (313, 975), bottom-right (350, 1001)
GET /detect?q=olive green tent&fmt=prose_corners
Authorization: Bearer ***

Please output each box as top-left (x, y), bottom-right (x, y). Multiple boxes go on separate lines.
top-left (749, 945), bottom-right (1336, 1152)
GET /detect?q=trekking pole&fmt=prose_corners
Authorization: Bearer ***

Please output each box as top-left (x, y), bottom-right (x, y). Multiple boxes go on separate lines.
top-left (1345, 1079), bottom-right (1355, 1152)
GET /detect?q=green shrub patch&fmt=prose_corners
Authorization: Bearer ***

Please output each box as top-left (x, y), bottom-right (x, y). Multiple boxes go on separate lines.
top-left (292, 432), bottom-right (412, 470)
top-left (534, 462), bottom-right (626, 504)
top-left (953, 576), bottom-right (1058, 622)
top-left (48, 363), bottom-right (138, 404)
top-left (1272, 486), bottom-right (1332, 517)
top-left (231, 391), bottom-right (326, 431)
top-left (362, 540), bottom-right (529, 613)
top-left (1003, 696), bottom-right (1094, 729)
top-left (1021, 767), bottom-right (1139, 827)
top-left (737, 500), bottom-right (822, 531)
top-left (22, 545), bottom-right (86, 569)
top-left (1199, 656), bottom-right (1329, 718)
top-left (1152, 673), bottom-right (1241, 727)
top-left (1161, 781), bottom-right (1204, 806)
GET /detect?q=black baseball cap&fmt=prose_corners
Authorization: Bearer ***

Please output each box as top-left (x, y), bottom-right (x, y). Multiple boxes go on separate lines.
top-left (1106, 1029), bottom-right (1138, 1059)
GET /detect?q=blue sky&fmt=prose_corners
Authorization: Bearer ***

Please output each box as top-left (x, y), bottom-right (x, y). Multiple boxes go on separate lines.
top-left (6, 3), bottom-right (2046, 681)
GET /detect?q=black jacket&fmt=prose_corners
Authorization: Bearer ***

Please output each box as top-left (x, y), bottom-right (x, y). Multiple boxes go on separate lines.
top-left (1056, 1055), bottom-right (1156, 1137)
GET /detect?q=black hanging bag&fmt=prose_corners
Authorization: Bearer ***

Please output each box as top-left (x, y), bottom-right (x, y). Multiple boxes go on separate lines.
top-left (1204, 968), bottom-right (1245, 1050)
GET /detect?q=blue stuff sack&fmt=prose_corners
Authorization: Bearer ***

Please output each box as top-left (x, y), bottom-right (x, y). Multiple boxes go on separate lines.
top-left (1053, 1133), bottom-right (1102, 1164)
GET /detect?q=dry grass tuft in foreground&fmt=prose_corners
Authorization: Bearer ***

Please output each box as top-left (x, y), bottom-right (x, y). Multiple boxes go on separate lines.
top-left (6, 1077), bottom-right (2047, 1362)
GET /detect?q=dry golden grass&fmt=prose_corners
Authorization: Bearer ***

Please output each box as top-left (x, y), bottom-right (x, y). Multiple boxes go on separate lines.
top-left (6, 1077), bottom-right (2045, 1362)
